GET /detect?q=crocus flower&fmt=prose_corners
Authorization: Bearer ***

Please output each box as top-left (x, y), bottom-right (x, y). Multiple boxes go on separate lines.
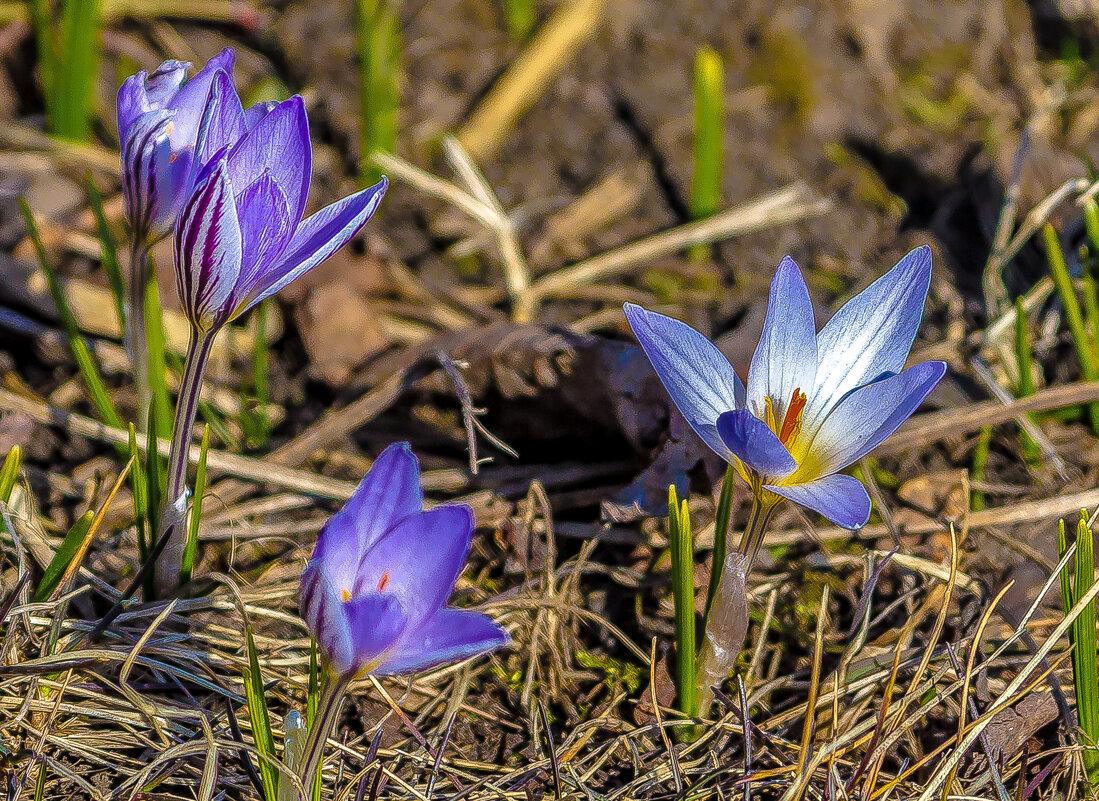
top-left (625, 246), bottom-right (946, 533)
top-left (154, 70), bottom-right (387, 592)
top-left (300, 443), bottom-right (507, 677)
top-left (174, 71), bottom-right (387, 335)
top-left (117, 48), bottom-right (247, 245)
top-left (296, 444), bottom-right (506, 788)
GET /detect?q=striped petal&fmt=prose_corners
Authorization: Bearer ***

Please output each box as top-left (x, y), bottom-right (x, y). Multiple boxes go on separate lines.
top-left (120, 110), bottom-right (174, 242)
top-left (174, 158), bottom-right (243, 332)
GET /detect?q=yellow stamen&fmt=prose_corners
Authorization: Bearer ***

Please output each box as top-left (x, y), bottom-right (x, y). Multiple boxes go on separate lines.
top-left (778, 388), bottom-right (807, 445)
top-left (341, 588), bottom-right (351, 601)
top-left (764, 396), bottom-right (778, 432)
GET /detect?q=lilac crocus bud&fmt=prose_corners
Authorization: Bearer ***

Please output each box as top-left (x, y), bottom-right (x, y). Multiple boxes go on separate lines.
top-left (173, 73), bottom-right (387, 335)
top-left (300, 443), bottom-right (507, 678)
top-left (118, 49), bottom-right (236, 245)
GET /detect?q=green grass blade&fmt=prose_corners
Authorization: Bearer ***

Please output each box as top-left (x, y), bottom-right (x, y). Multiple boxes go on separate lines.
top-left (668, 485), bottom-right (698, 731)
top-left (19, 198), bottom-right (123, 431)
top-left (86, 179), bottom-right (126, 334)
top-left (307, 640), bottom-right (322, 801)
top-left (144, 264), bottom-right (172, 441)
top-left (704, 464), bottom-right (736, 626)
top-left (357, 0), bottom-right (401, 186)
top-left (1044, 223), bottom-right (1099, 432)
top-left (143, 404), bottom-right (164, 601)
top-left (502, 0), bottom-right (536, 40)
top-left (970, 426), bottom-right (992, 512)
top-left (180, 425), bottom-right (210, 587)
top-left (127, 424), bottom-right (150, 591)
top-left (33, 510), bottom-right (94, 602)
top-left (688, 45), bottom-right (724, 262)
top-left (1074, 513), bottom-right (1099, 785)
top-left (27, 0), bottom-right (56, 120)
top-left (0, 445), bottom-right (22, 505)
top-left (243, 300), bottom-right (271, 448)
top-left (244, 622), bottom-right (280, 801)
top-left (52, 0), bottom-right (101, 140)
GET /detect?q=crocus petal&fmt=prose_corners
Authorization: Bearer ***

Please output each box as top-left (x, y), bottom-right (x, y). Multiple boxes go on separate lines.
top-left (121, 110), bottom-right (174, 241)
top-left (143, 60), bottom-right (190, 107)
top-left (234, 179), bottom-right (387, 314)
top-left (300, 563), bottom-right (354, 675)
top-left (234, 171), bottom-right (294, 289)
top-left (174, 158), bottom-right (243, 331)
top-left (244, 100), bottom-right (278, 129)
top-left (624, 303), bottom-right (747, 462)
top-left (716, 410), bottom-right (797, 478)
top-left (310, 443), bottom-right (423, 592)
top-left (343, 593), bottom-right (407, 674)
top-left (191, 71), bottom-right (246, 174)
top-left (807, 246), bottom-right (932, 427)
top-left (225, 95), bottom-right (311, 222)
top-left (353, 505), bottom-right (473, 631)
top-left (167, 47), bottom-right (235, 149)
top-left (117, 73), bottom-right (152, 143)
top-left (765, 473), bottom-right (871, 530)
top-left (799, 360), bottom-right (946, 478)
top-left (376, 609), bottom-right (507, 676)
top-left (746, 257), bottom-right (818, 421)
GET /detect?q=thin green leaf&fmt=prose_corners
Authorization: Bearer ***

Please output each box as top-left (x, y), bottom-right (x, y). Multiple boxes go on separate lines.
top-left (0, 445), bottom-right (22, 505)
top-left (358, 0), bottom-right (400, 186)
top-left (1073, 513), bottom-right (1099, 785)
top-left (1044, 223), bottom-right (1099, 432)
top-left (19, 198), bottom-right (123, 432)
top-left (34, 757), bottom-right (46, 801)
top-left (180, 425), bottom-right (211, 587)
top-left (688, 45), bottom-right (724, 262)
top-left (34, 510), bottom-right (94, 602)
top-left (668, 485), bottom-right (698, 737)
top-left (127, 424), bottom-right (150, 589)
top-left (27, 0), bottom-right (56, 119)
top-left (144, 405), bottom-right (164, 601)
top-left (704, 464), bottom-right (735, 626)
top-left (308, 640), bottom-right (322, 801)
top-left (86, 179), bottom-right (126, 334)
top-left (52, 0), bottom-right (101, 140)
top-left (144, 264), bottom-right (173, 441)
top-left (970, 426), bottom-right (991, 512)
top-left (244, 622), bottom-right (280, 801)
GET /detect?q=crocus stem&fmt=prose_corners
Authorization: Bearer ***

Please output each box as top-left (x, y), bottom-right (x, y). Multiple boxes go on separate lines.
top-left (127, 240), bottom-right (151, 430)
top-left (153, 329), bottom-right (214, 592)
top-left (695, 492), bottom-right (778, 714)
top-left (297, 671), bottom-right (349, 800)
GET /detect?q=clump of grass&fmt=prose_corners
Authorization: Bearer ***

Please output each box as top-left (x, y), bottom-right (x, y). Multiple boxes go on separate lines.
top-left (28, 0), bottom-right (102, 141)
top-left (358, 0), bottom-right (401, 186)
top-left (1059, 511), bottom-right (1099, 786)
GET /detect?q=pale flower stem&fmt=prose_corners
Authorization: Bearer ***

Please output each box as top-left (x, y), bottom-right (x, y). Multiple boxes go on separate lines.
top-left (297, 673), bottom-right (349, 801)
top-left (127, 240), bottom-right (151, 430)
top-left (153, 329), bottom-right (214, 593)
top-left (696, 494), bottom-right (777, 713)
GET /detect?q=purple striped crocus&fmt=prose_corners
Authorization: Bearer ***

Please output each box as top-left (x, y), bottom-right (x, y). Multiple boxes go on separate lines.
top-left (296, 443), bottom-right (507, 785)
top-left (154, 70), bottom-right (387, 592)
top-left (625, 247), bottom-right (946, 707)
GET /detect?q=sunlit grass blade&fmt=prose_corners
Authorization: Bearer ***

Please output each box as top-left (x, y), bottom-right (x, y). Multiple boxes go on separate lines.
top-left (144, 264), bottom-right (172, 441)
top-left (307, 640), bottom-right (322, 801)
top-left (668, 485), bottom-right (698, 738)
top-left (1013, 297), bottom-right (1040, 464)
top-left (20, 198), bottom-right (123, 431)
top-left (704, 464), bottom-right (735, 626)
top-left (127, 424), bottom-right (150, 594)
top-left (502, 0), bottom-right (536, 40)
top-left (0, 445), bottom-right (22, 505)
top-left (242, 300), bottom-right (271, 449)
top-left (357, 0), bottom-right (400, 186)
top-left (27, 0), bottom-right (57, 124)
top-left (86, 179), bottom-right (126, 334)
top-left (50, 0), bottom-right (101, 140)
top-left (33, 510), bottom-right (93, 603)
top-left (970, 426), bottom-right (991, 512)
top-left (688, 45), bottom-right (724, 263)
top-left (180, 425), bottom-right (210, 587)
top-left (1044, 223), bottom-right (1099, 432)
top-left (244, 622), bottom-right (280, 801)
top-left (1074, 513), bottom-right (1099, 784)
top-left (144, 405), bottom-right (164, 599)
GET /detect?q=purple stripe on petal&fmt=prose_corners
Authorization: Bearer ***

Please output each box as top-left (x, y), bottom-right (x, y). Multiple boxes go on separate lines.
top-left (300, 563), bottom-right (354, 675)
top-left (715, 409), bottom-right (797, 479)
top-left (376, 609), bottom-right (507, 676)
top-left (766, 473), bottom-right (871, 530)
top-left (624, 303), bottom-right (747, 463)
top-left (746, 257), bottom-right (818, 421)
